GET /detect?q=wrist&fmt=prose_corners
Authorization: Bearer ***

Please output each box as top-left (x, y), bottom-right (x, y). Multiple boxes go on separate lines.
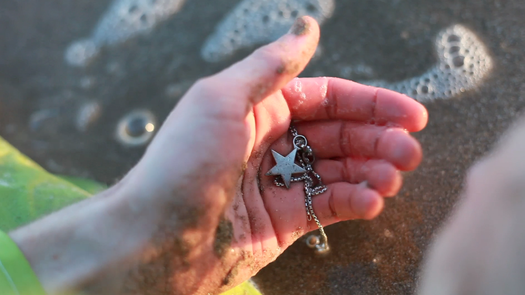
top-left (9, 181), bottom-right (150, 295)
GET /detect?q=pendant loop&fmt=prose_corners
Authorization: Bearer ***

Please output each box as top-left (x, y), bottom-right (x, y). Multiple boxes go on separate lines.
top-left (293, 135), bottom-right (308, 150)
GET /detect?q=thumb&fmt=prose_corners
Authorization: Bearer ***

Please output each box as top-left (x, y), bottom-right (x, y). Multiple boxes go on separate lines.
top-left (125, 17), bottom-right (319, 204)
top-left (183, 16), bottom-right (320, 117)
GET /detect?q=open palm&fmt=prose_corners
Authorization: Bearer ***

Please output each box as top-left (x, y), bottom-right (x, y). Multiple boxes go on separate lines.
top-left (126, 16), bottom-right (427, 295)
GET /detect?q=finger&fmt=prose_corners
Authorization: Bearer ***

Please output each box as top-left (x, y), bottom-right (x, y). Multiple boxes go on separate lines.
top-left (312, 182), bottom-right (384, 227)
top-left (268, 121), bottom-right (423, 171)
top-left (259, 181), bottom-right (383, 246)
top-left (315, 158), bottom-right (402, 197)
top-left (282, 77), bottom-right (428, 132)
top-left (259, 145), bottom-right (383, 245)
top-left (188, 16), bottom-right (320, 118)
top-left (296, 121), bottom-right (423, 170)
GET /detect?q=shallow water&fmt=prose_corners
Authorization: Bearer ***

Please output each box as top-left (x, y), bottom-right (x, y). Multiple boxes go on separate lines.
top-left (1, 0), bottom-right (524, 294)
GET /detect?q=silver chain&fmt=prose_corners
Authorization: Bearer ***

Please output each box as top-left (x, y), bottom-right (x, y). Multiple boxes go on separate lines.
top-left (274, 126), bottom-right (330, 254)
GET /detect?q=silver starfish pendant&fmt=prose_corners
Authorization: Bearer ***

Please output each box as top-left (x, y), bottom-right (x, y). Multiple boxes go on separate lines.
top-left (265, 149), bottom-right (306, 189)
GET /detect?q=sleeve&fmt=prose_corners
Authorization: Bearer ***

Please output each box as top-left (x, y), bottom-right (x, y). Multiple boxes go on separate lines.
top-left (0, 230), bottom-right (47, 295)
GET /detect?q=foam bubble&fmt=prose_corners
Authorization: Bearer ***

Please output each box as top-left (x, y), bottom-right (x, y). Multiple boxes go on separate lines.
top-left (29, 109), bottom-right (60, 132)
top-left (115, 109), bottom-right (157, 147)
top-left (92, 0), bottom-right (186, 45)
top-left (65, 0), bottom-right (186, 67)
top-left (201, 0), bottom-right (335, 62)
top-left (339, 64), bottom-right (375, 80)
top-left (366, 24), bottom-right (493, 102)
top-left (80, 76), bottom-right (96, 89)
top-left (65, 39), bottom-right (100, 67)
top-left (76, 101), bottom-right (102, 132)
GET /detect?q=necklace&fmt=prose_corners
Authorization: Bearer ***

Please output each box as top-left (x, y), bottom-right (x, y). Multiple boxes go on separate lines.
top-left (266, 126), bottom-right (329, 254)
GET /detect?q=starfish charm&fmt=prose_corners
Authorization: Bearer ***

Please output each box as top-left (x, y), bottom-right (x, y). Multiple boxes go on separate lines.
top-left (266, 149), bottom-right (307, 189)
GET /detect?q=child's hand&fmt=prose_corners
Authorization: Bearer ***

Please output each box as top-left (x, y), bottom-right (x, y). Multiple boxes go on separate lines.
top-left (124, 16), bottom-right (428, 294)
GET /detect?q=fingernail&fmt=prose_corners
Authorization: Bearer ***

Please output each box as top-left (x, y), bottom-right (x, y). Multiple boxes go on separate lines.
top-left (289, 17), bottom-right (309, 36)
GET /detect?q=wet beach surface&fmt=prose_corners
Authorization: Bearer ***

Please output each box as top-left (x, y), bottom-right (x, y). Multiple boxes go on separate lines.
top-left (1, 0), bottom-right (525, 294)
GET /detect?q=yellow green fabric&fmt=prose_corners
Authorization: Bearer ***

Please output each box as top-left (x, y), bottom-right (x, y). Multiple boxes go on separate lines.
top-left (0, 230), bottom-right (46, 295)
top-left (0, 136), bottom-right (261, 295)
top-left (221, 280), bottom-right (262, 295)
top-left (56, 175), bottom-right (106, 195)
top-left (0, 138), bottom-right (93, 232)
